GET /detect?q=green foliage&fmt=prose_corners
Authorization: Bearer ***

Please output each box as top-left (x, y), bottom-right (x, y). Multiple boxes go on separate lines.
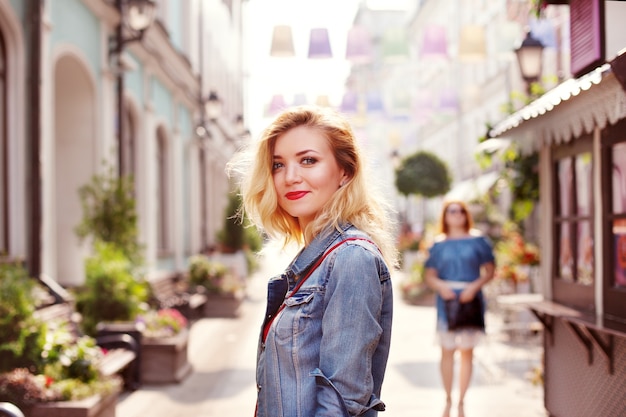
top-left (218, 191), bottom-right (263, 254)
top-left (75, 164), bottom-right (143, 265)
top-left (0, 262), bottom-right (46, 373)
top-left (394, 151), bottom-right (452, 198)
top-left (75, 242), bottom-right (149, 336)
top-left (501, 147), bottom-right (539, 223)
top-left (187, 256), bottom-right (243, 295)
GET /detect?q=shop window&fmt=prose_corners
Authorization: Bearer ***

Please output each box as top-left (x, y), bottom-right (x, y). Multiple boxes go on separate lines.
top-left (602, 119), bottom-right (626, 320)
top-left (553, 138), bottom-right (595, 312)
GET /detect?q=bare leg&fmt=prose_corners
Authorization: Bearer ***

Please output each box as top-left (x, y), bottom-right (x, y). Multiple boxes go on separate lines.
top-left (458, 348), bottom-right (473, 411)
top-left (440, 347), bottom-right (455, 412)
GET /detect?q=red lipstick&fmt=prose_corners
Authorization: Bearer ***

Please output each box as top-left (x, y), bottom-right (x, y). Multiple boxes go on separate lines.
top-left (285, 191), bottom-right (308, 200)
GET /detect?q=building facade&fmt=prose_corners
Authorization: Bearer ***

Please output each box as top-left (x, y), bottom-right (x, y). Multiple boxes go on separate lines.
top-left (490, 1), bottom-right (626, 415)
top-left (0, 0), bottom-right (246, 285)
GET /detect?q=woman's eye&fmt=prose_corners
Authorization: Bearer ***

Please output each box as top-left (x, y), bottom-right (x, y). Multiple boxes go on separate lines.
top-left (272, 162), bottom-right (284, 170)
top-left (302, 157), bottom-right (317, 165)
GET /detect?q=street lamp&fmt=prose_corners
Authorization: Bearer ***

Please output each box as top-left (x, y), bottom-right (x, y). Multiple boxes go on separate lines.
top-left (515, 31), bottom-right (544, 94)
top-left (110, 0), bottom-right (156, 177)
top-left (205, 91), bottom-right (223, 122)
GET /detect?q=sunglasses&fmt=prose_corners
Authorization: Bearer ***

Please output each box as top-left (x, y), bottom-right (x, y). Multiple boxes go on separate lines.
top-left (446, 207), bottom-right (465, 215)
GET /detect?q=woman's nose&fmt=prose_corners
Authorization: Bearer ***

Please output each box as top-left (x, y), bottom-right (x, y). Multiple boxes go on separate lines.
top-left (285, 163), bottom-right (302, 184)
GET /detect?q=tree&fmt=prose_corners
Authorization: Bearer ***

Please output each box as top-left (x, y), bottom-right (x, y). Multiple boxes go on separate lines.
top-left (394, 151), bottom-right (452, 198)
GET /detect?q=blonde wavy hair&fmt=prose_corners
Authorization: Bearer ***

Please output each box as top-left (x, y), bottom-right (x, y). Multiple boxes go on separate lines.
top-left (228, 105), bottom-right (398, 268)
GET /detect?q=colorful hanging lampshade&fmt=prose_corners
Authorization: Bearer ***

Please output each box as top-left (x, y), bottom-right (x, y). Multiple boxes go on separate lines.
top-left (382, 27), bottom-right (409, 62)
top-left (420, 25), bottom-right (448, 59)
top-left (270, 25), bottom-right (295, 57)
top-left (438, 88), bottom-right (459, 113)
top-left (340, 91), bottom-right (359, 114)
top-left (308, 27), bottom-right (333, 59)
top-left (267, 94), bottom-right (287, 116)
top-left (495, 20), bottom-right (522, 56)
top-left (292, 93), bottom-right (308, 106)
top-left (414, 90), bottom-right (434, 125)
top-left (458, 25), bottom-right (486, 61)
top-left (529, 18), bottom-right (557, 48)
top-left (345, 25), bottom-right (373, 63)
top-left (366, 91), bottom-right (385, 113)
top-left (315, 95), bottom-right (331, 107)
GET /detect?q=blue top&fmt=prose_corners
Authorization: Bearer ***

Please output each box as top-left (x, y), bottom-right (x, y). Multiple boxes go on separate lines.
top-left (425, 235), bottom-right (495, 331)
top-left (424, 235), bottom-right (495, 282)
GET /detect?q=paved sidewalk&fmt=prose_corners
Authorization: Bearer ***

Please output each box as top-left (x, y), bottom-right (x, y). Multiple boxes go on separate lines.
top-left (117, 247), bottom-right (547, 417)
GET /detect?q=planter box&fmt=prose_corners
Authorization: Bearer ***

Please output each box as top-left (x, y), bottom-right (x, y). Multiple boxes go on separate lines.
top-left (140, 328), bottom-right (192, 384)
top-left (203, 293), bottom-right (243, 318)
top-left (26, 392), bottom-right (118, 417)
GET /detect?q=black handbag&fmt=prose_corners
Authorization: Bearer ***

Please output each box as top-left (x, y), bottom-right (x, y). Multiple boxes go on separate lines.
top-left (444, 296), bottom-right (484, 331)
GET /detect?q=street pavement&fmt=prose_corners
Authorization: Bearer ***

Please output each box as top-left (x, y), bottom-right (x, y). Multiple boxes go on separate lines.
top-left (117, 245), bottom-right (547, 417)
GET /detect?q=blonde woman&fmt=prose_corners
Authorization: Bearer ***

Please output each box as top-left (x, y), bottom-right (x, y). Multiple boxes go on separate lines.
top-left (229, 105), bottom-right (398, 417)
top-left (424, 200), bottom-right (495, 417)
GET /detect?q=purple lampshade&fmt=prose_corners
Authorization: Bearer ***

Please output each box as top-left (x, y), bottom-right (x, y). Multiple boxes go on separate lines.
top-left (345, 25), bottom-right (373, 63)
top-left (420, 25), bottom-right (448, 59)
top-left (266, 94), bottom-right (287, 116)
top-left (340, 91), bottom-right (359, 114)
top-left (270, 25), bottom-right (295, 57)
top-left (308, 27), bottom-right (333, 59)
top-left (438, 89), bottom-right (459, 113)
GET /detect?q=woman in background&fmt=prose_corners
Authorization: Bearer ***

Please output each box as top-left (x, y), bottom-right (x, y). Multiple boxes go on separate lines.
top-left (424, 200), bottom-right (495, 417)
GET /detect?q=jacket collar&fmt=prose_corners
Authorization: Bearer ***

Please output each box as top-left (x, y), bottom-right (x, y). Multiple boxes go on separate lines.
top-left (289, 222), bottom-right (354, 277)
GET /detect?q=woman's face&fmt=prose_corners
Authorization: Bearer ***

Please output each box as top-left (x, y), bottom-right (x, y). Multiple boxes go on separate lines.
top-left (272, 126), bottom-right (346, 230)
top-left (445, 204), bottom-right (467, 229)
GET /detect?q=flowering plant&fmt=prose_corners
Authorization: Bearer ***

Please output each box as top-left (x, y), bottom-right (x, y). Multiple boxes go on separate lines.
top-left (494, 224), bottom-right (540, 284)
top-left (136, 308), bottom-right (188, 339)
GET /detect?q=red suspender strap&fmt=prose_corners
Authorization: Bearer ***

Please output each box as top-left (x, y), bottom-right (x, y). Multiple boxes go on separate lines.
top-left (261, 237), bottom-right (374, 343)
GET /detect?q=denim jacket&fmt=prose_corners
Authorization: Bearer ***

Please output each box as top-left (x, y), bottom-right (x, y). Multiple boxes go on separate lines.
top-left (256, 223), bottom-right (393, 417)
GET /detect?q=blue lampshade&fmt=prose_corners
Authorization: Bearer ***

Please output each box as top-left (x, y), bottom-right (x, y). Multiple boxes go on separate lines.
top-left (366, 91), bottom-right (385, 113)
top-left (308, 27), bottom-right (333, 59)
top-left (345, 25), bottom-right (373, 63)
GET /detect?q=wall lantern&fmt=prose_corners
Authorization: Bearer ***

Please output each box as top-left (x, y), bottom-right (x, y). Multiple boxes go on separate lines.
top-left (110, 0), bottom-right (156, 177)
top-left (515, 31), bottom-right (544, 91)
top-left (205, 90), bottom-right (222, 122)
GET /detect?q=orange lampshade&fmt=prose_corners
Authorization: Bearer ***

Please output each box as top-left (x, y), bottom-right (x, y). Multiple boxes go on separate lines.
top-left (270, 25), bottom-right (295, 57)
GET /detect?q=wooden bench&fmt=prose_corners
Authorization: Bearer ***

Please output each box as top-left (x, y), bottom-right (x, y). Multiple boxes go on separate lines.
top-left (148, 274), bottom-right (207, 320)
top-left (33, 302), bottom-right (141, 390)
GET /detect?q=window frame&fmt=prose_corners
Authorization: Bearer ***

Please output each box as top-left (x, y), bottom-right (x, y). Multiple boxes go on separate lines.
top-left (552, 136), bottom-right (595, 312)
top-left (601, 118), bottom-right (626, 321)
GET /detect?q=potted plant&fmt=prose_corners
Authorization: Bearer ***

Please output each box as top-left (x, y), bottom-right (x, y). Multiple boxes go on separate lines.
top-left (0, 262), bottom-right (122, 417)
top-left (74, 241), bottom-right (149, 337)
top-left (133, 308), bottom-right (192, 384)
top-left (188, 256), bottom-right (244, 318)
